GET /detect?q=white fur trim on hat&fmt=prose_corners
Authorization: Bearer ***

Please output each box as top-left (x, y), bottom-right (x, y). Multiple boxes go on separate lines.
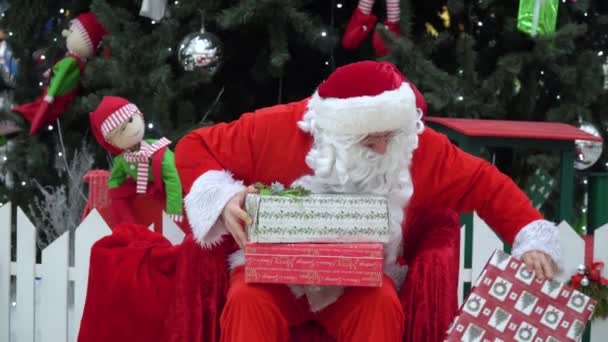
top-left (308, 82), bottom-right (418, 135)
top-left (100, 103), bottom-right (141, 139)
top-left (71, 19), bottom-right (94, 56)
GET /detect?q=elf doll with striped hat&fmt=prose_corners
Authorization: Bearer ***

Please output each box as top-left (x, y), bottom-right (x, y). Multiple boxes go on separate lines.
top-left (89, 96), bottom-right (184, 225)
top-left (14, 12), bottom-right (107, 135)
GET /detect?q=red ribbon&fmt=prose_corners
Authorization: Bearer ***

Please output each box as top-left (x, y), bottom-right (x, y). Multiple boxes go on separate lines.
top-left (570, 236), bottom-right (608, 289)
top-left (588, 262), bottom-right (608, 285)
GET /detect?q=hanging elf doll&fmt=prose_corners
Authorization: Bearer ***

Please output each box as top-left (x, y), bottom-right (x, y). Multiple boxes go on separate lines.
top-left (13, 12), bottom-right (107, 135)
top-left (342, 0), bottom-right (401, 56)
top-left (89, 96), bottom-right (184, 226)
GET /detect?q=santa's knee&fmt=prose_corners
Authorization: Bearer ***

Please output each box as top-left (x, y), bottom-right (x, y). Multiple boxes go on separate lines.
top-left (357, 284), bottom-right (404, 320)
top-left (221, 283), bottom-right (285, 325)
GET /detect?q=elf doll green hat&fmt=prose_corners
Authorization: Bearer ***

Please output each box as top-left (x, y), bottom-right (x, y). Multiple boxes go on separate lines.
top-left (89, 96), bottom-right (143, 155)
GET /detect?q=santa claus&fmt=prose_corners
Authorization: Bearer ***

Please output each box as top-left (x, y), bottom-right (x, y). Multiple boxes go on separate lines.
top-left (174, 60), bottom-right (561, 342)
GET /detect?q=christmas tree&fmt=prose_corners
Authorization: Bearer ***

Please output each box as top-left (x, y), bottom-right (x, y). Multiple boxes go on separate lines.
top-left (0, 0), bottom-right (606, 244)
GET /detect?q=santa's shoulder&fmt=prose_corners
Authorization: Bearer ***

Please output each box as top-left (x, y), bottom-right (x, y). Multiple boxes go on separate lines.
top-left (247, 98), bottom-right (309, 122)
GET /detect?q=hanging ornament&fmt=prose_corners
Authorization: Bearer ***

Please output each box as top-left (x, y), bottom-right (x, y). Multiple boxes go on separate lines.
top-left (177, 11), bottom-right (223, 78)
top-left (574, 121), bottom-right (603, 170)
top-left (577, 264), bottom-right (587, 275)
top-left (438, 6), bottom-right (451, 29)
top-left (139, 0), bottom-right (168, 22)
top-left (513, 77), bottom-right (522, 95)
top-left (581, 276), bottom-right (590, 287)
top-left (425, 23), bottom-right (439, 38)
top-left (0, 30), bottom-right (17, 87)
top-left (517, 0), bottom-right (559, 37)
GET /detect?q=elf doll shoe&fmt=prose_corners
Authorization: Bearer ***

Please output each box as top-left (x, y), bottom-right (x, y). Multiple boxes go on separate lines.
top-left (372, 21), bottom-right (401, 56)
top-left (341, 8), bottom-right (377, 50)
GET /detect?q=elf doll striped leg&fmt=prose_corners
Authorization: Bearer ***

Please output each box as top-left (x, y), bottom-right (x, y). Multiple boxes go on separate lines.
top-left (372, 0), bottom-right (402, 56)
top-left (342, 0), bottom-right (378, 50)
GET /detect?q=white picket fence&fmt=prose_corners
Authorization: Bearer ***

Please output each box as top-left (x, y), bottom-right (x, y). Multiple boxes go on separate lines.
top-left (1, 202), bottom-right (607, 341)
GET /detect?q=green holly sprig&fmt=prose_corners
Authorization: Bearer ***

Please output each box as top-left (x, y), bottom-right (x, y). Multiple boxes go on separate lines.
top-left (253, 182), bottom-right (310, 197)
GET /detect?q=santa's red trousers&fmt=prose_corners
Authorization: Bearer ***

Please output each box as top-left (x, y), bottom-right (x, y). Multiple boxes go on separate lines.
top-left (220, 266), bottom-right (404, 342)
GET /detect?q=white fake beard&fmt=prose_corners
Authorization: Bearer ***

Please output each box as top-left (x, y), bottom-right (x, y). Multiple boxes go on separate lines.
top-left (294, 110), bottom-right (420, 266)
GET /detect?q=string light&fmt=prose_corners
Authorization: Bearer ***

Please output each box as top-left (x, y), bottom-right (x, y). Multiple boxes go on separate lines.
top-left (321, 31), bottom-right (327, 37)
top-left (53, 38), bottom-right (57, 42)
top-left (151, 20), bottom-right (156, 24)
top-left (58, 152), bottom-right (63, 157)
top-left (21, 181), bottom-right (26, 186)
top-left (167, 47), bottom-right (172, 52)
top-left (457, 95), bottom-right (464, 101)
top-left (458, 69), bottom-right (464, 75)
top-left (584, 12), bottom-right (588, 17)
top-left (40, 55), bottom-right (46, 60)
top-left (48, 125), bottom-right (54, 131)
top-left (59, 8), bottom-right (65, 14)
top-left (2, 156), bottom-right (6, 161)
top-left (598, 51), bottom-right (604, 57)
top-left (174, 0), bottom-right (179, 4)
top-left (540, 70), bottom-right (545, 75)
top-left (477, 21), bottom-right (483, 27)
top-left (147, 123), bottom-right (154, 129)
top-left (325, 61), bottom-right (329, 66)
top-left (556, 95), bottom-right (561, 100)
top-left (337, 3), bottom-right (343, 8)
top-left (583, 178), bottom-right (588, 185)
top-left (582, 208), bottom-right (587, 213)
top-left (8, 32), bottom-right (12, 36)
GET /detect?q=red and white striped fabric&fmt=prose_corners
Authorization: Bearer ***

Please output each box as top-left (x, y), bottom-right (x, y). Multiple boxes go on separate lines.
top-left (386, 0), bottom-right (400, 23)
top-left (123, 137), bottom-right (171, 194)
top-left (100, 103), bottom-right (141, 138)
top-left (358, 0), bottom-right (375, 15)
top-left (168, 213), bottom-right (183, 223)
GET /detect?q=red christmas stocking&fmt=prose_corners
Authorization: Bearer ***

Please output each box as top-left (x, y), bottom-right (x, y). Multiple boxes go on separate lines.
top-left (372, 0), bottom-right (402, 56)
top-left (342, 0), bottom-right (378, 50)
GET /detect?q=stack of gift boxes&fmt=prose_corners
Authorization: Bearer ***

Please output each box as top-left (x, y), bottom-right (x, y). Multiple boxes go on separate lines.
top-left (243, 192), bottom-right (389, 287)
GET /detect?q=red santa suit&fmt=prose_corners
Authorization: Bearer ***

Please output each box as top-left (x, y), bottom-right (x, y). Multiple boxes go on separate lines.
top-left (174, 61), bottom-right (561, 341)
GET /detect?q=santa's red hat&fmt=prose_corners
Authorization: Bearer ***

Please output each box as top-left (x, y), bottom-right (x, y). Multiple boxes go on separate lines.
top-left (89, 96), bottom-right (143, 155)
top-left (308, 61), bottom-right (426, 135)
top-left (70, 12), bottom-right (108, 56)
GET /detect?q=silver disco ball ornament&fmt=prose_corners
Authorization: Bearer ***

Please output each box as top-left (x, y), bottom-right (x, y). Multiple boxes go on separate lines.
top-left (177, 27), bottom-right (223, 77)
top-left (574, 121), bottom-right (603, 170)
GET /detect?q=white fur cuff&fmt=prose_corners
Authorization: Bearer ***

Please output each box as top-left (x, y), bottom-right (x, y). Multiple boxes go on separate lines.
top-left (511, 219), bottom-right (563, 272)
top-left (184, 170), bottom-right (245, 248)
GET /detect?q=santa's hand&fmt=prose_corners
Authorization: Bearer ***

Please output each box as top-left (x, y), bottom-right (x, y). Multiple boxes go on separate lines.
top-left (221, 185), bottom-right (259, 249)
top-left (522, 250), bottom-right (556, 281)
